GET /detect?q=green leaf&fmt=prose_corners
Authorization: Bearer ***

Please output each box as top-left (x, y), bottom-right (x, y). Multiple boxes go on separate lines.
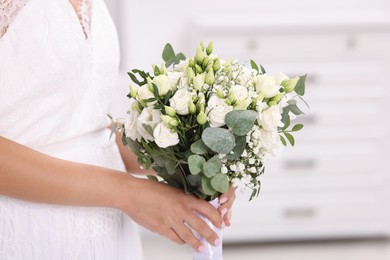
top-left (201, 127), bottom-right (235, 154)
top-left (280, 135), bottom-right (287, 146)
top-left (201, 176), bottom-right (217, 196)
top-left (225, 110), bottom-right (257, 136)
top-left (210, 173), bottom-right (229, 193)
top-left (175, 53), bottom-right (186, 64)
top-left (295, 74), bottom-right (307, 96)
top-left (292, 124), bottom-right (304, 132)
top-left (188, 155), bottom-right (206, 175)
top-left (287, 100), bottom-right (305, 115)
top-left (226, 135), bottom-right (246, 160)
top-left (163, 90), bottom-right (173, 105)
top-left (259, 64), bottom-right (266, 74)
top-left (187, 174), bottom-right (201, 187)
top-left (191, 139), bottom-right (209, 155)
top-left (284, 132), bottom-right (295, 146)
top-left (250, 60), bottom-right (259, 73)
top-left (203, 156), bottom-right (222, 178)
top-left (162, 43), bottom-right (175, 62)
top-left (109, 123), bottom-right (117, 141)
top-left (142, 124), bottom-right (154, 136)
top-left (165, 159), bottom-right (177, 175)
top-left (152, 83), bottom-right (159, 98)
top-left (282, 114), bottom-right (290, 131)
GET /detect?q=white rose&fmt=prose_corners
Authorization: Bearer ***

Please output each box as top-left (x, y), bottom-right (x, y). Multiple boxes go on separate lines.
top-left (237, 67), bottom-right (254, 86)
top-left (136, 107), bottom-right (161, 142)
top-left (275, 72), bottom-right (289, 85)
top-left (137, 85), bottom-right (156, 106)
top-left (230, 85), bottom-right (248, 100)
top-left (125, 100), bottom-right (142, 141)
top-left (257, 103), bottom-right (283, 131)
top-left (193, 73), bottom-right (205, 90)
top-left (259, 129), bottom-right (283, 157)
top-left (169, 88), bottom-right (192, 115)
top-left (205, 95), bottom-right (233, 127)
top-left (255, 75), bottom-right (281, 98)
top-left (153, 122), bottom-right (180, 148)
top-left (173, 58), bottom-right (189, 72)
top-left (167, 71), bottom-right (184, 91)
top-left (153, 74), bottom-right (172, 96)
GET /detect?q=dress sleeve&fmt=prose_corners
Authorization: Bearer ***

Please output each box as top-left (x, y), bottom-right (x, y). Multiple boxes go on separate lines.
top-left (0, 0), bottom-right (29, 38)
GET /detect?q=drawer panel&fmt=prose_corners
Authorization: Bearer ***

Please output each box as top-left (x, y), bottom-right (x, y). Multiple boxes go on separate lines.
top-left (224, 189), bottom-right (389, 242)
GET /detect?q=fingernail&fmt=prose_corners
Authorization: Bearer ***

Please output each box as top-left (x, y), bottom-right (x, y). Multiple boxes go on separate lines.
top-left (214, 238), bottom-right (221, 246)
top-left (198, 245), bottom-right (206, 253)
top-left (219, 196), bottom-right (227, 204)
top-left (221, 208), bottom-right (227, 216)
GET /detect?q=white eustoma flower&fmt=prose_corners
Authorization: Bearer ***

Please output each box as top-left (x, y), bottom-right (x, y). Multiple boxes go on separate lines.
top-left (169, 88), bottom-right (192, 115)
top-left (259, 129), bottom-right (283, 157)
top-left (137, 85), bottom-right (156, 106)
top-left (255, 75), bottom-right (281, 98)
top-left (205, 95), bottom-right (233, 127)
top-left (229, 85), bottom-right (248, 100)
top-left (125, 100), bottom-right (142, 141)
top-left (153, 74), bottom-right (172, 96)
top-left (173, 58), bottom-right (189, 72)
top-left (275, 72), bottom-right (289, 85)
top-left (237, 67), bottom-right (254, 86)
top-left (153, 122), bottom-right (180, 148)
top-left (167, 71), bottom-right (184, 91)
top-left (193, 73), bottom-right (206, 90)
top-left (136, 107), bottom-right (161, 142)
top-left (257, 103), bottom-right (283, 132)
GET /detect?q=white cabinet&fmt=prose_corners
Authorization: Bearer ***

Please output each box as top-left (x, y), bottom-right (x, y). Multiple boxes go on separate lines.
top-left (186, 11), bottom-right (390, 242)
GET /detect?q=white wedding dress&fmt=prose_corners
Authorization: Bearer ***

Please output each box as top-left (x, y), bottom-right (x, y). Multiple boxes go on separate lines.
top-left (0, 0), bottom-right (143, 259)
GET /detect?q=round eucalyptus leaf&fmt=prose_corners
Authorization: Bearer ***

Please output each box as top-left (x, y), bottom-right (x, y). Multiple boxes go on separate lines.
top-left (201, 127), bottom-right (235, 154)
top-left (225, 110), bottom-right (257, 136)
top-left (210, 173), bottom-right (229, 193)
top-left (190, 139), bottom-right (209, 155)
top-left (188, 155), bottom-right (206, 175)
top-left (203, 156), bottom-right (222, 178)
top-left (226, 135), bottom-right (247, 161)
top-left (201, 176), bottom-right (217, 196)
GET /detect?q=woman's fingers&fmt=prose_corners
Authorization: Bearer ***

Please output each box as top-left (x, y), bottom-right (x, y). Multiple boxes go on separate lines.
top-left (185, 213), bottom-right (220, 246)
top-left (172, 221), bottom-right (205, 252)
top-left (165, 228), bottom-right (185, 245)
top-left (190, 199), bottom-right (224, 228)
top-left (218, 186), bottom-right (237, 226)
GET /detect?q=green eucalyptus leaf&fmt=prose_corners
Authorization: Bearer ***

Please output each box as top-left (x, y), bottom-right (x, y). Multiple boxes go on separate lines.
top-left (226, 135), bottom-right (246, 160)
top-left (210, 173), bottom-right (229, 193)
top-left (287, 100), bottom-right (305, 115)
top-left (282, 114), bottom-right (290, 131)
top-left (292, 124), bottom-right (304, 132)
top-left (225, 110), bottom-right (257, 136)
top-left (165, 159), bottom-right (177, 175)
top-left (203, 156), bottom-right (222, 178)
top-left (187, 174), bottom-right (201, 187)
top-left (201, 176), bottom-right (217, 196)
top-left (284, 132), bottom-right (295, 146)
top-left (162, 43), bottom-right (175, 62)
top-left (191, 139), bottom-right (209, 155)
top-left (295, 74), bottom-right (307, 96)
top-left (188, 155), bottom-right (206, 175)
top-left (201, 127), bottom-right (235, 154)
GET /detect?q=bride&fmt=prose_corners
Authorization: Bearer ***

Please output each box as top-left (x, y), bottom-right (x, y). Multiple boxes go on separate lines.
top-left (0, 0), bottom-right (235, 259)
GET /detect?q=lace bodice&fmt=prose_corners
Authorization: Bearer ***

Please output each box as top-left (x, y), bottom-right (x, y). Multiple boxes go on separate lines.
top-left (0, 0), bottom-right (92, 38)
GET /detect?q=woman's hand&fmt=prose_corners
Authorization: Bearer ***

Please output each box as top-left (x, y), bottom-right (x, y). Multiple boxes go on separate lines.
top-left (117, 177), bottom-right (224, 253)
top-left (217, 185), bottom-right (237, 227)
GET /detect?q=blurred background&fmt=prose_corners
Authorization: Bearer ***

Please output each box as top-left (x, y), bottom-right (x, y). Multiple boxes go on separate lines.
top-left (105, 0), bottom-right (390, 259)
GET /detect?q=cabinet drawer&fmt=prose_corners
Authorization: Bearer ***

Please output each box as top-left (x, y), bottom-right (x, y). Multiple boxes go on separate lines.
top-left (224, 189), bottom-right (388, 242)
top-left (203, 33), bottom-right (390, 62)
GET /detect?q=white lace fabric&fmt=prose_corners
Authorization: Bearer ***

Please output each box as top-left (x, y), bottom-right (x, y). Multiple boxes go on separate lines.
top-left (0, 0), bottom-right (29, 38)
top-left (0, 0), bottom-right (92, 39)
top-left (0, 0), bottom-right (143, 259)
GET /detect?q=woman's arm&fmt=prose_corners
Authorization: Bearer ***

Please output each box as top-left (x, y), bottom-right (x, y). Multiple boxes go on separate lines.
top-left (0, 136), bottom-right (223, 252)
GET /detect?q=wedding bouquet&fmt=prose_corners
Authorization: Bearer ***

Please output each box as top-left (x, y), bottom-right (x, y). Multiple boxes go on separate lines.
top-left (113, 42), bottom-right (307, 259)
